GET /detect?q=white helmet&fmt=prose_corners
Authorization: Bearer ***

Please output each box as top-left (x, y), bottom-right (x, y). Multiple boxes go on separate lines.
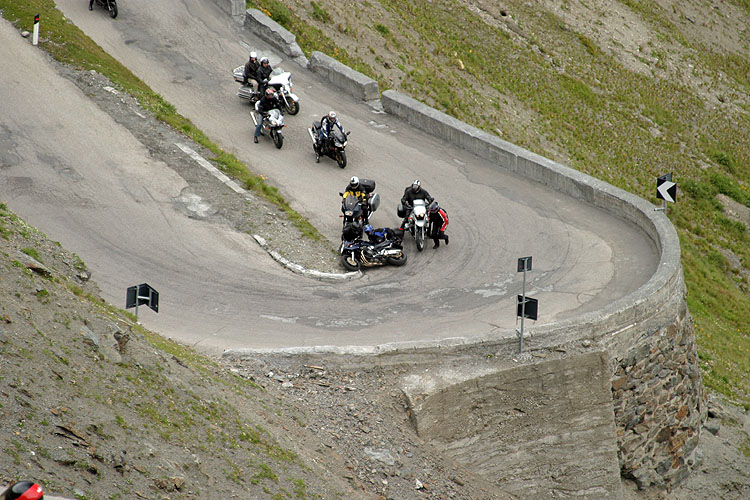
top-left (349, 176), bottom-right (359, 189)
top-left (328, 111), bottom-right (337, 121)
top-left (260, 56), bottom-right (269, 64)
top-left (249, 51), bottom-right (257, 59)
top-left (411, 179), bottom-right (421, 192)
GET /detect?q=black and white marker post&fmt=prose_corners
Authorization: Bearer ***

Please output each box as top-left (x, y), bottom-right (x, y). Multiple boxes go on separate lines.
top-left (32, 14), bottom-right (40, 46)
top-left (516, 256), bottom-right (538, 353)
top-left (126, 283), bottom-right (160, 322)
top-left (655, 173), bottom-right (677, 213)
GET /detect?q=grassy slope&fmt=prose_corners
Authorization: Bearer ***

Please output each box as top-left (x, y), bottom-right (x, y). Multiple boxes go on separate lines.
top-left (253, 0), bottom-right (750, 407)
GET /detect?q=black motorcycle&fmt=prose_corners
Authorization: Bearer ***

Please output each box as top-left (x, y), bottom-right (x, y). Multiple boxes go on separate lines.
top-left (340, 238), bottom-right (407, 272)
top-left (340, 194), bottom-right (368, 241)
top-left (91, 0), bottom-right (118, 18)
top-left (309, 123), bottom-right (350, 168)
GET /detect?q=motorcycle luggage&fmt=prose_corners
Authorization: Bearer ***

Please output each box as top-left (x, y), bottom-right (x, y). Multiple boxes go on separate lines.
top-left (397, 202), bottom-right (406, 218)
top-left (369, 193), bottom-right (381, 213)
top-left (360, 178), bottom-right (376, 193)
top-left (237, 86), bottom-right (257, 100)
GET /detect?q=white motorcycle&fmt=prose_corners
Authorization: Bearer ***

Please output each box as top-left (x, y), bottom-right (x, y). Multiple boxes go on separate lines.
top-left (251, 106), bottom-right (285, 149)
top-left (406, 199), bottom-right (428, 252)
top-left (233, 66), bottom-right (300, 115)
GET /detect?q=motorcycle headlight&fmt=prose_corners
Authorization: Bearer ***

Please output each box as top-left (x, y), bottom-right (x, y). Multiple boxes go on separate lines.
top-left (345, 211), bottom-right (353, 217)
top-left (416, 214), bottom-right (425, 219)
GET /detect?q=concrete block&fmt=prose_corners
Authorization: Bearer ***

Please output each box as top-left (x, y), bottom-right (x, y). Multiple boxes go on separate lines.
top-left (309, 51), bottom-right (379, 101)
top-left (244, 9), bottom-right (305, 60)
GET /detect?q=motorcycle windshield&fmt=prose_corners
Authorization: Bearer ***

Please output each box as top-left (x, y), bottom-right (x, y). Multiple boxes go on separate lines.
top-left (342, 194), bottom-right (361, 214)
top-left (332, 128), bottom-right (347, 146)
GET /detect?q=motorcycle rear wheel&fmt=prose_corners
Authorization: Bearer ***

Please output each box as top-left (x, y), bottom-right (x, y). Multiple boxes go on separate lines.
top-left (341, 254), bottom-right (361, 272)
top-left (108, 1), bottom-right (118, 17)
top-left (386, 252), bottom-right (407, 266)
top-left (272, 130), bottom-right (284, 149)
top-left (286, 100), bottom-right (300, 115)
top-left (336, 150), bottom-right (347, 169)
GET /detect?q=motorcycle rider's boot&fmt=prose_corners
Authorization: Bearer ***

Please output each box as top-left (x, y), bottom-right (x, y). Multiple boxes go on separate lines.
top-left (433, 241), bottom-right (440, 249)
top-left (253, 136), bottom-right (258, 144)
top-left (445, 234), bottom-right (449, 245)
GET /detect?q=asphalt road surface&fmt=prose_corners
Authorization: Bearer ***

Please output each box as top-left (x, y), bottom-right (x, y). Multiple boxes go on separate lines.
top-left (0, 4), bottom-right (658, 355)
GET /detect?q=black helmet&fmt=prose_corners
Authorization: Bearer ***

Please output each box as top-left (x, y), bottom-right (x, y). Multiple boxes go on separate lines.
top-left (411, 179), bottom-right (421, 192)
top-left (349, 176), bottom-right (360, 189)
top-left (428, 200), bottom-right (439, 213)
top-left (4, 482), bottom-right (44, 500)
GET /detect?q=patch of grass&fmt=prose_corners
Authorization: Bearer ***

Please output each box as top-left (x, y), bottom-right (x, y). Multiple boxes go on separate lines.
top-left (21, 247), bottom-right (41, 262)
top-left (310, 1), bottom-right (330, 23)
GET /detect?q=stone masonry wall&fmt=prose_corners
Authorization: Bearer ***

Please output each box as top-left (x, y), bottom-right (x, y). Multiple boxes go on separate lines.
top-left (609, 298), bottom-right (707, 489)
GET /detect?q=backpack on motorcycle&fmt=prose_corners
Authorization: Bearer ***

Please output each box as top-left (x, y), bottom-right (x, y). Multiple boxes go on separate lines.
top-left (359, 178), bottom-right (376, 194)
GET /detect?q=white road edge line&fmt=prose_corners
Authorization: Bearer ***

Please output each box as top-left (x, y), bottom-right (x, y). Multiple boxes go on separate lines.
top-left (174, 142), bottom-right (358, 281)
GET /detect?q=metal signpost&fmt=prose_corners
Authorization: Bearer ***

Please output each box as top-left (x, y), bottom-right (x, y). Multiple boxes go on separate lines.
top-left (655, 173), bottom-right (677, 213)
top-left (515, 256), bottom-right (537, 353)
top-left (126, 283), bottom-right (159, 321)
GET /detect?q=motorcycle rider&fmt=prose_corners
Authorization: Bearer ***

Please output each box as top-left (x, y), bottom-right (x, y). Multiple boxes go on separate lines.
top-left (398, 179), bottom-right (434, 232)
top-left (256, 57), bottom-right (273, 95)
top-left (364, 224), bottom-right (399, 244)
top-left (253, 87), bottom-right (282, 143)
top-left (315, 111), bottom-right (345, 162)
top-left (242, 51), bottom-right (260, 90)
top-left (427, 200), bottom-right (449, 248)
top-left (342, 176), bottom-right (371, 222)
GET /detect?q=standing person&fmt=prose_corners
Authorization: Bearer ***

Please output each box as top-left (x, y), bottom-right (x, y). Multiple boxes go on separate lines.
top-left (398, 179), bottom-right (433, 232)
top-left (256, 57), bottom-right (273, 94)
top-left (427, 201), bottom-right (449, 248)
top-left (242, 52), bottom-right (260, 89)
top-left (253, 88), bottom-right (282, 143)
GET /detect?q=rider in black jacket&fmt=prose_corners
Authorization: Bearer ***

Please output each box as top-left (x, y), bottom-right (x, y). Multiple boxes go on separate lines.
top-left (398, 179), bottom-right (433, 231)
top-left (256, 57), bottom-right (273, 94)
top-left (243, 52), bottom-right (260, 89)
top-left (253, 88), bottom-right (282, 143)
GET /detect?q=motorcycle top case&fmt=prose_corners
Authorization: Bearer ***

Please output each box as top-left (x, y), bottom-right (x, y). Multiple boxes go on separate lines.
top-left (360, 178), bottom-right (376, 194)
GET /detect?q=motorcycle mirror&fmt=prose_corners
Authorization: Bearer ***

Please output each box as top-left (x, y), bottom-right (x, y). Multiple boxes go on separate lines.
top-left (339, 192), bottom-right (344, 196)
top-left (346, 131), bottom-right (351, 136)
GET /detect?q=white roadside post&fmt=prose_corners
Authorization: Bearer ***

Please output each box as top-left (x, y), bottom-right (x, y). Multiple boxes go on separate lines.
top-left (32, 14), bottom-right (39, 46)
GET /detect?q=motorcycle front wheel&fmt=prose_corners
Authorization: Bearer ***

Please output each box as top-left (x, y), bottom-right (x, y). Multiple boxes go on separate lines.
top-left (387, 251), bottom-right (407, 266)
top-left (341, 254), bottom-right (361, 272)
top-left (108, 0), bottom-right (118, 17)
top-left (272, 130), bottom-right (284, 149)
top-left (416, 226), bottom-right (425, 252)
top-left (336, 150), bottom-right (347, 169)
top-left (285, 100), bottom-right (300, 115)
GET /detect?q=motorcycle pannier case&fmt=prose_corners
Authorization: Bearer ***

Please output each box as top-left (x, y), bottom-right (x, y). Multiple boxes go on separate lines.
top-left (237, 86), bottom-right (256, 100)
top-left (360, 178), bottom-right (376, 194)
top-left (396, 202), bottom-right (406, 218)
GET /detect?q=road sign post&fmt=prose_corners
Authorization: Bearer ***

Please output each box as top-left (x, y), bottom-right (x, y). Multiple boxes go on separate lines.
top-left (515, 256), bottom-right (534, 353)
top-left (655, 173), bottom-right (677, 213)
top-left (126, 283), bottom-right (159, 321)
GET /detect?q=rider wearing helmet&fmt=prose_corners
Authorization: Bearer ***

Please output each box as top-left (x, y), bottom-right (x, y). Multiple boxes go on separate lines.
top-left (253, 87), bottom-right (282, 143)
top-left (1, 481), bottom-right (44, 500)
top-left (427, 200), bottom-right (449, 248)
top-left (398, 179), bottom-right (433, 231)
top-left (364, 224), bottom-right (399, 244)
top-left (256, 57), bottom-right (273, 94)
top-left (315, 111), bottom-right (346, 162)
top-left (342, 176), bottom-right (372, 222)
top-left (243, 51), bottom-right (260, 88)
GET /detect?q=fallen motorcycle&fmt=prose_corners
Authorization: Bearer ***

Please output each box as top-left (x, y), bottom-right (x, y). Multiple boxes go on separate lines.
top-left (233, 66), bottom-right (300, 115)
top-left (340, 238), bottom-right (407, 272)
top-left (251, 107), bottom-right (285, 149)
top-left (308, 123), bottom-right (349, 168)
top-left (91, 0), bottom-right (117, 18)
